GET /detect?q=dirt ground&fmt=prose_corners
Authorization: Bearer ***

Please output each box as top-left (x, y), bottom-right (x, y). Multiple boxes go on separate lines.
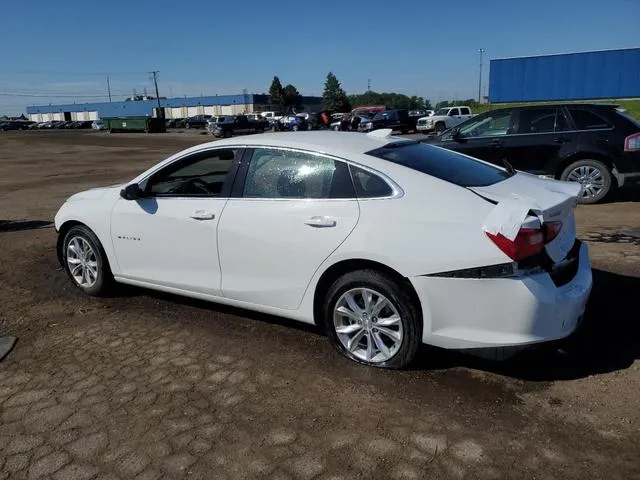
top-left (0, 130), bottom-right (638, 480)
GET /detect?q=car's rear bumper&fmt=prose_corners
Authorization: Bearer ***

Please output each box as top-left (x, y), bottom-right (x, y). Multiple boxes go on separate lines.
top-left (410, 242), bottom-right (592, 350)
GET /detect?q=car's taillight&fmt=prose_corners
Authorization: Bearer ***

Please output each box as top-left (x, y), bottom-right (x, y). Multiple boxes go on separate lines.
top-left (624, 133), bottom-right (640, 152)
top-left (543, 221), bottom-right (563, 243)
top-left (486, 221), bottom-right (563, 261)
top-left (486, 228), bottom-right (545, 261)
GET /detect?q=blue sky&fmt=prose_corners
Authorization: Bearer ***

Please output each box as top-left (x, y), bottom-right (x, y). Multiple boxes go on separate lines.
top-left (1, 0), bottom-right (638, 114)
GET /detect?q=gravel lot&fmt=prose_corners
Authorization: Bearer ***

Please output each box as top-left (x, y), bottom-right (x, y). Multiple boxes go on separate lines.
top-left (0, 130), bottom-right (639, 479)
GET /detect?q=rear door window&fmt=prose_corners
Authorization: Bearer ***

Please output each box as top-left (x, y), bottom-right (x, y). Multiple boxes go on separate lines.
top-left (367, 142), bottom-right (511, 187)
top-left (460, 107), bottom-right (471, 115)
top-left (516, 108), bottom-right (567, 134)
top-left (568, 108), bottom-right (612, 130)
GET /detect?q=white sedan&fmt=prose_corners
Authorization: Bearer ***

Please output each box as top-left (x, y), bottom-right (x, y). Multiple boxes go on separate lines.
top-left (55, 130), bottom-right (592, 368)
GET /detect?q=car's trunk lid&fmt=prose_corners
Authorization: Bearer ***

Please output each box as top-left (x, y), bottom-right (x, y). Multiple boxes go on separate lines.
top-left (468, 173), bottom-right (581, 263)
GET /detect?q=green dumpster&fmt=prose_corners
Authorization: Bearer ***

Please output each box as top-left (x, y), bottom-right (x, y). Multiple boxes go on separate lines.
top-left (103, 116), bottom-right (166, 133)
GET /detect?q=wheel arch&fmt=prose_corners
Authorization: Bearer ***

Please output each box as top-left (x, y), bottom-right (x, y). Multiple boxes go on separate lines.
top-left (312, 258), bottom-right (423, 332)
top-left (56, 220), bottom-right (85, 267)
top-left (554, 152), bottom-right (619, 186)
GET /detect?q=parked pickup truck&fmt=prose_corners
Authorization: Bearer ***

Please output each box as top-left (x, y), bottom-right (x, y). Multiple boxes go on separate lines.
top-left (209, 115), bottom-right (266, 137)
top-left (416, 106), bottom-right (474, 135)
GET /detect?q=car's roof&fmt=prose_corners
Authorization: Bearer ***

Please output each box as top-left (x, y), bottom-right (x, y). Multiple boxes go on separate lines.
top-left (199, 131), bottom-right (408, 157)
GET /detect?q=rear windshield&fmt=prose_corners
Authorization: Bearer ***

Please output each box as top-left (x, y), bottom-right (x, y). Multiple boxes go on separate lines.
top-left (616, 109), bottom-right (640, 129)
top-left (367, 141), bottom-right (511, 187)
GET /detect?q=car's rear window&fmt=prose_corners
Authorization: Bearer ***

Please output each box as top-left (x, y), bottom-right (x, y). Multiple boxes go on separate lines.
top-left (366, 141), bottom-right (511, 187)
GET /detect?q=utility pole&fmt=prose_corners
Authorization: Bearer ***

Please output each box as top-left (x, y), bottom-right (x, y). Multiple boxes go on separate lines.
top-left (478, 48), bottom-right (485, 104)
top-left (367, 78), bottom-right (371, 92)
top-left (107, 75), bottom-right (112, 102)
top-left (149, 70), bottom-right (162, 115)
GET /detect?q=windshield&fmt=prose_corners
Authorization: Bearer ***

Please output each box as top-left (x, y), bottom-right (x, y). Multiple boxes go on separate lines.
top-left (434, 109), bottom-right (450, 116)
top-left (366, 142), bottom-right (512, 187)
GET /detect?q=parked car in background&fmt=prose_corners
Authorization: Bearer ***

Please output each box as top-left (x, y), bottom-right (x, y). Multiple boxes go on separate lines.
top-left (0, 121), bottom-right (29, 131)
top-left (422, 103), bottom-right (640, 203)
top-left (260, 111), bottom-right (283, 123)
top-left (165, 118), bottom-right (185, 128)
top-left (359, 109), bottom-right (414, 133)
top-left (55, 130), bottom-right (592, 369)
top-left (211, 115), bottom-right (267, 137)
top-left (417, 106), bottom-right (474, 135)
top-left (91, 120), bottom-right (105, 130)
top-left (183, 115), bottom-right (212, 129)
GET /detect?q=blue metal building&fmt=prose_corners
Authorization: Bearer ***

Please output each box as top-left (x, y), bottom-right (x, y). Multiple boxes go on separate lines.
top-left (26, 94), bottom-right (322, 121)
top-left (488, 47), bottom-right (640, 103)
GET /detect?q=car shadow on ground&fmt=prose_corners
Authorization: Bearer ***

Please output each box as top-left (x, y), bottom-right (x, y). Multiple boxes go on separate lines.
top-left (605, 184), bottom-right (640, 203)
top-left (0, 219), bottom-right (53, 233)
top-left (418, 268), bottom-right (640, 381)
top-left (115, 268), bottom-right (639, 382)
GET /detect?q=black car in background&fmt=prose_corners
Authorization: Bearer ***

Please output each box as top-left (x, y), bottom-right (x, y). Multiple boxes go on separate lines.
top-left (360, 109), bottom-right (416, 134)
top-left (183, 115), bottom-right (212, 129)
top-left (423, 104), bottom-right (640, 203)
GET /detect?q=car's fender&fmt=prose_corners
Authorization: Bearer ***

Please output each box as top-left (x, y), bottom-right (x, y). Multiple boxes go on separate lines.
top-left (54, 188), bottom-right (122, 274)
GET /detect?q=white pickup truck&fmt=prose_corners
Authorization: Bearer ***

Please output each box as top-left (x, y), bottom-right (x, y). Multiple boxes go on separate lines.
top-left (416, 106), bottom-right (474, 135)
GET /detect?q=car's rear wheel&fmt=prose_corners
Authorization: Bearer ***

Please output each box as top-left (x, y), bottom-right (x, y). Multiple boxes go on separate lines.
top-left (62, 225), bottom-right (113, 296)
top-left (324, 270), bottom-right (421, 369)
top-left (560, 159), bottom-right (612, 204)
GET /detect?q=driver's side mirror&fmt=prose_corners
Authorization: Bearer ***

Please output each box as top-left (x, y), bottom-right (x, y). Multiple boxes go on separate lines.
top-left (450, 128), bottom-right (462, 140)
top-left (120, 183), bottom-right (143, 200)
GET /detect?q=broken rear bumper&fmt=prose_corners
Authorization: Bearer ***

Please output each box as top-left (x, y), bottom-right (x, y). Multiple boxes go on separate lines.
top-left (410, 243), bottom-right (592, 350)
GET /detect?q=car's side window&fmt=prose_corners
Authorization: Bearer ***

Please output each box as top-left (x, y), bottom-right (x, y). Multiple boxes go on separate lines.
top-left (460, 107), bottom-right (471, 115)
top-left (568, 108), bottom-right (612, 130)
top-left (350, 165), bottom-right (393, 198)
top-left (458, 110), bottom-right (512, 138)
top-left (516, 108), bottom-right (567, 134)
top-left (449, 108), bottom-right (459, 116)
top-left (242, 148), bottom-right (355, 199)
top-left (145, 148), bottom-right (238, 197)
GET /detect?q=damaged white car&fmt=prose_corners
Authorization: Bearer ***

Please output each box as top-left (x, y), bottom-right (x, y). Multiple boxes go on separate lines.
top-left (54, 129), bottom-right (592, 368)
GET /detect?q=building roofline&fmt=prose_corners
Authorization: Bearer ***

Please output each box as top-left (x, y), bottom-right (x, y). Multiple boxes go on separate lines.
top-left (490, 46), bottom-right (640, 62)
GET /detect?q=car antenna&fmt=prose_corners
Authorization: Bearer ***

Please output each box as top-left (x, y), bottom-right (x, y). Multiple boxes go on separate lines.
top-left (501, 157), bottom-right (516, 175)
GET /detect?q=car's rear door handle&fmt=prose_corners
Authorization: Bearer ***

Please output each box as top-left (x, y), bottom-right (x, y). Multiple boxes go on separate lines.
top-left (190, 210), bottom-right (215, 220)
top-left (305, 216), bottom-right (337, 228)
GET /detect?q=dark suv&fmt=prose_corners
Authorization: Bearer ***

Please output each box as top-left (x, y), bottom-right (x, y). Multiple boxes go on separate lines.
top-left (361, 109), bottom-right (415, 134)
top-left (423, 104), bottom-right (640, 203)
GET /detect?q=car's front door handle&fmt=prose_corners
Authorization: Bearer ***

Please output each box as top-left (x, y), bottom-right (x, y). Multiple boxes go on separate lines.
top-left (190, 210), bottom-right (215, 220)
top-left (554, 137), bottom-right (571, 143)
top-left (305, 216), bottom-right (337, 228)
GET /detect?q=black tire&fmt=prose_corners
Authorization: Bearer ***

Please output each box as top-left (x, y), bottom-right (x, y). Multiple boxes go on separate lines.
top-left (62, 225), bottom-right (113, 296)
top-left (223, 129), bottom-right (232, 138)
top-left (185, 122), bottom-right (190, 129)
top-left (560, 159), bottom-right (612, 204)
top-left (323, 269), bottom-right (421, 369)
top-left (434, 122), bottom-right (446, 135)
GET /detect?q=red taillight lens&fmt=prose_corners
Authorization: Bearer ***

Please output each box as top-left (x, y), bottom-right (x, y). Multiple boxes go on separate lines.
top-left (486, 228), bottom-right (545, 261)
top-left (625, 133), bottom-right (640, 152)
top-left (543, 221), bottom-right (563, 243)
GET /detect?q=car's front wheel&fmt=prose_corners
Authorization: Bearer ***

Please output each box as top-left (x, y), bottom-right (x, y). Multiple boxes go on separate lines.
top-left (434, 122), bottom-right (446, 135)
top-left (324, 270), bottom-right (421, 369)
top-left (62, 225), bottom-right (112, 296)
top-left (560, 159), bottom-right (612, 204)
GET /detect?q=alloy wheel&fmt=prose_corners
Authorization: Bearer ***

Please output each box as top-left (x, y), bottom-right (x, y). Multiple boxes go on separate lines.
top-left (566, 165), bottom-right (604, 200)
top-left (333, 288), bottom-right (403, 363)
top-left (66, 236), bottom-right (99, 288)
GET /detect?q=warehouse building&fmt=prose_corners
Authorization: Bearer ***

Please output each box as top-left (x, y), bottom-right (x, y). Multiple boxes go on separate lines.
top-left (489, 47), bottom-right (640, 103)
top-left (25, 94), bottom-right (322, 122)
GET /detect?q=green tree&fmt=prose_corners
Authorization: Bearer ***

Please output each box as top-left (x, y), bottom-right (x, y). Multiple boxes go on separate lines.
top-left (282, 84), bottom-right (302, 111)
top-left (322, 72), bottom-right (351, 112)
top-left (424, 99), bottom-right (433, 110)
top-left (268, 76), bottom-right (284, 110)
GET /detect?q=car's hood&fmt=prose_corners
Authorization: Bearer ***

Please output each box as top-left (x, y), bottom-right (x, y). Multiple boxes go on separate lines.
top-left (469, 173), bottom-right (581, 262)
top-left (66, 183), bottom-right (123, 202)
